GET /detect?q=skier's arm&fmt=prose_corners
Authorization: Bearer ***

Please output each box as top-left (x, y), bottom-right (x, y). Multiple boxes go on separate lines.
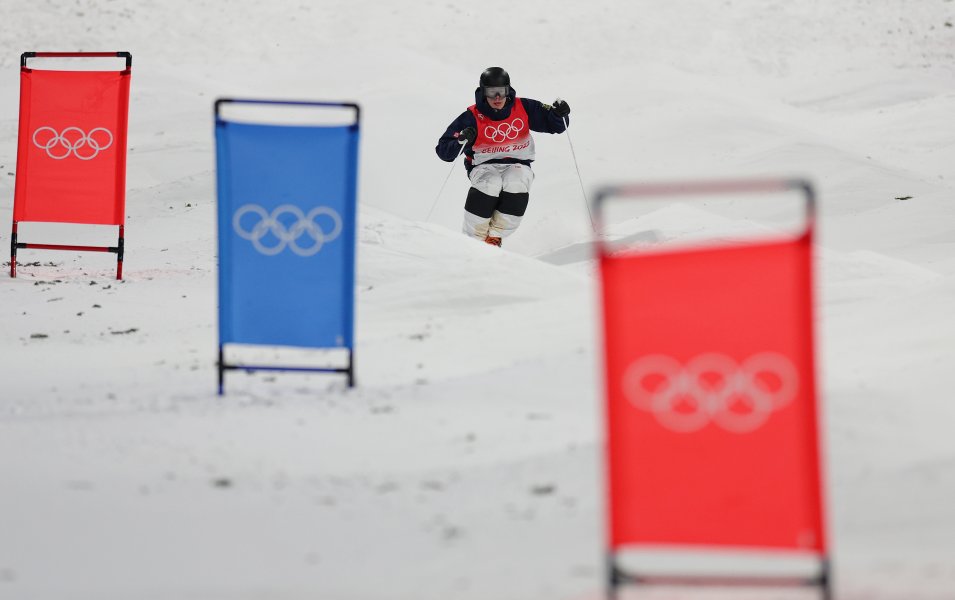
top-left (435, 112), bottom-right (478, 162)
top-left (523, 98), bottom-right (568, 134)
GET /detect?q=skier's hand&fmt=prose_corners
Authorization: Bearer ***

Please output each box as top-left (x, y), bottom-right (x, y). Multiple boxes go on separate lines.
top-left (457, 126), bottom-right (476, 145)
top-left (552, 99), bottom-right (570, 118)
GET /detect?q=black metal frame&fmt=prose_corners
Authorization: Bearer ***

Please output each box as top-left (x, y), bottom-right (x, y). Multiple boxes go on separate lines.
top-left (594, 178), bottom-right (831, 600)
top-left (607, 555), bottom-right (831, 600)
top-left (21, 51), bottom-right (131, 72)
top-left (593, 178), bottom-right (816, 251)
top-left (214, 98), bottom-right (360, 123)
top-left (12, 51), bottom-right (131, 279)
top-left (10, 222), bottom-right (124, 279)
top-left (217, 347), bottom-right (355, 396)
top-left (214, 98), bottom-right (360, 395)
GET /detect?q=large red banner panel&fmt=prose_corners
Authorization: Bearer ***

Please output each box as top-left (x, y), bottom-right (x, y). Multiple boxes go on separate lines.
top-left (601, 231), bottom-right (826, 553)
top-left (13, 68), bottom-right (130, 225)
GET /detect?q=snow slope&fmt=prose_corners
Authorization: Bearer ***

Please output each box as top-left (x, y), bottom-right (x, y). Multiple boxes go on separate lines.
top-left (1, 1), bottom-right (954, 599)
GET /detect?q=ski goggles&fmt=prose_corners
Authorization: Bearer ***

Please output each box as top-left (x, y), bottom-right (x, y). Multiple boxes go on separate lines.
top-left (484, 86), bottom-right (508, 99)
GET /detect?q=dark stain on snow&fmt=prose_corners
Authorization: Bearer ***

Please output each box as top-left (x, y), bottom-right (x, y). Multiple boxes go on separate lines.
top-left (531, 484), bottom-right (557, 496)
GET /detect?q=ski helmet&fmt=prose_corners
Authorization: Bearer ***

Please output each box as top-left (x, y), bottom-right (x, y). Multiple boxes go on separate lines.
top-left (479, 67), bottom-right (510, 97)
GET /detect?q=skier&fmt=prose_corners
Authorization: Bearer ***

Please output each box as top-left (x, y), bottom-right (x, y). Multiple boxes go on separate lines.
top-left (435, 67), bottom-right (570, 246)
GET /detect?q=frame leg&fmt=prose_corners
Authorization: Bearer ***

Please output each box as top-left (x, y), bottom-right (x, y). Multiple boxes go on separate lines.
top-left (218, 345), bottom-right (225, 396)
top-left (820, 558), bottom-right (833, 600)
top-left (607, 552), bottom-right (619, 600)
top-left (10, 221), bottom-right (17, 278)
top-left (116, 225), bottom-right (125, 280)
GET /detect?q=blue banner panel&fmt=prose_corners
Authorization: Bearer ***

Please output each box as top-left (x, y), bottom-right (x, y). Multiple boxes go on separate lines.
top-left (216, 109), bottom-right (358, 350)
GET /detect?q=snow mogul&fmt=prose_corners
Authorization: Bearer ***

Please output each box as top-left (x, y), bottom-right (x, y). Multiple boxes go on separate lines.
top-left (435, 67), bottom-right (570, 247)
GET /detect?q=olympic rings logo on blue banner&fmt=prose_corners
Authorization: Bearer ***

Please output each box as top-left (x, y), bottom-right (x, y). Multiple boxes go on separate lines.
top-left (233, 204), bottom-right (342, 257)
top-left (33, 126), bottom-right (113, 160)
top-left (622, 352), bottom-right (799, 434)
top-left (485, 118), bottom-right (523, 143)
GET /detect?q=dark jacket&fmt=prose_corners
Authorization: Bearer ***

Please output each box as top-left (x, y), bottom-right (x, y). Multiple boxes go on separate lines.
top-left (435, 86), bottom-right (568, 172)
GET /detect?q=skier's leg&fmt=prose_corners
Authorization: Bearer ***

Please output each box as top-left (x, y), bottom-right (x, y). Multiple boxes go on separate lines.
top-left (463, 188), bottom-right (497, 239)
top-left (488, 164), bottom-right (534, 240)
top-left (463, 165), bottom-right (504, 240)
top-left (490, 192), bottom-right (529, 238)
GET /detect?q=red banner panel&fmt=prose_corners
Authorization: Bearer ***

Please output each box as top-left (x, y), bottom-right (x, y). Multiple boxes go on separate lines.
top-left (13, 68), bottom-right (130, 225)
top-left (601, 227), bottom-right (826, 554)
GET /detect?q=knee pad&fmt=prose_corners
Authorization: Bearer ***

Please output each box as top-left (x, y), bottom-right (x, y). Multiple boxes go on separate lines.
top-left (464, 187), bottom-right (499, 219)
top-left (497, 191), bottom-right (529, 217)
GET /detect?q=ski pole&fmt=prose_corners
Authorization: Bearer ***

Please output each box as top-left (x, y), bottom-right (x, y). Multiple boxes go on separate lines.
top-left (426, 143), bottom-right (467, 222)
top-left (562, 112), bottom-right (596, 232)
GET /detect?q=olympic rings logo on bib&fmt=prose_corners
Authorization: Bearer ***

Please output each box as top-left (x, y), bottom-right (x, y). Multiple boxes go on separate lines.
top-left (33, 126), bottom-right (113, 160)
top-left (484, 118), bottom-right (524, 143)
top-left (622, 352), bottom-right (799, 434)
top-left (233, 204), bottom-right (342, 257)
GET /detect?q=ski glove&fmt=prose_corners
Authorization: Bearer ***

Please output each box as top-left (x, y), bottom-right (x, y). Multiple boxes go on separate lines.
top-left (457, 126), bottom-right (477, 145)
top-left (552, 99), bottom-right (570, 118)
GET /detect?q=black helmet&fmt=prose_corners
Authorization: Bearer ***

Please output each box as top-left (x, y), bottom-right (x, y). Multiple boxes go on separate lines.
top-left (479, 67), bottom-right (510, 96)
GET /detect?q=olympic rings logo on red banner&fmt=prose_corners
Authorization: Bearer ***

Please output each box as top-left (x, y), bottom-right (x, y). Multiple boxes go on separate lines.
top-left (484, 118), bottom-right (524, 143)
top-left (33, 126), bottom-right (113, 160)
top-left (233, 204), bottom-right (342, 257)
top-left (621, 353), bottom-right (799, 433)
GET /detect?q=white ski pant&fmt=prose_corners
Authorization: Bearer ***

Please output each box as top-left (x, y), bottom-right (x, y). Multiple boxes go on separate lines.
top-left (462, 163), bottom-right (534, 240)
